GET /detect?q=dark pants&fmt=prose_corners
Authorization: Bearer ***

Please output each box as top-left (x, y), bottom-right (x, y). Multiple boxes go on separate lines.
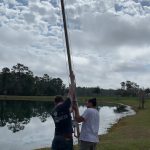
top-left (80, 141), bottom-right (97, 150)
top-left (52, 136), bottom-right (73, 150)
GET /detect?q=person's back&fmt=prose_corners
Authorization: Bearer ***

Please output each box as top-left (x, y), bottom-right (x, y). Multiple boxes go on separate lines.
top-left (51, 96), bottom-right (73, 150)
top-left (51, 98), bottom-right (72, 136)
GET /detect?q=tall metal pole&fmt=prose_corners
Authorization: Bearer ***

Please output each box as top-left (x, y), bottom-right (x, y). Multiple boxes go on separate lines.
top-left (60, 0), bottom-right (73, 79)
top-left (60, 0), bottom-right (80, 139)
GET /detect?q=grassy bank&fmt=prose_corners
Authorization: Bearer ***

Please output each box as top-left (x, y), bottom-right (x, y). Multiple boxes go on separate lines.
top-left (0, 95), bottom-right (137, 102)
top-left (0, 95), bottom-right (54, 101)
top-left (35, 97), bottom-right (150, 150)
top-left (98, 98), bottom-right (150, 150)
top-left (0, 95), bottom-right (138, 103)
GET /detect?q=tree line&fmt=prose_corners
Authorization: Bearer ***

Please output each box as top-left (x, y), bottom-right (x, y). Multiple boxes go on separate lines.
top-left (0, 63), bottom-right (111, 97)
top-left (0, 63), bottom-right (65, 96)
top-left (0, 63), bottom-right (112, 97)
top-left (116, 81), bottom-right (150, 97)
top-left (0, 63), bottom-right (150, 97)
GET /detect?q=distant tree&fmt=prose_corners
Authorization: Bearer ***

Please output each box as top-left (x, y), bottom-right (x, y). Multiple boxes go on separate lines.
top-left (10, 63), bottom-right (34, 95)
top-left (33, 76), bottom-right (43, 96)
top-left (43, 74), bottom-right (50, 82)
top-left (145, 88), bottom-right (150, 96)
top-left (126, 81), bottom-right (132, 90)
top-left (93, 87), bottom-right (101, 95)
top-left (138, 89), bottom-right (145, 109)
top-left (2, 67), bottom-right (10, 74)
top-left (48, 78), bottom-right (65, 96)
top-left (120, 82), bottom-right (126, 90)
top-left (119, 81), bottom-right (140, 97)
top-left (0, 63), bottom-right (67, 96)
top-left (11, 63), bottom-right (33, 76)
top-left (0, 67), bottom-right (11, 95)
top-left (116, 89), bottom-right (127, 97)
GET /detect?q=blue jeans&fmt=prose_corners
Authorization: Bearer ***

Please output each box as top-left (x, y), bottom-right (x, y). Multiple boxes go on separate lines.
top-left (52, 136), bottom-right (73, 150)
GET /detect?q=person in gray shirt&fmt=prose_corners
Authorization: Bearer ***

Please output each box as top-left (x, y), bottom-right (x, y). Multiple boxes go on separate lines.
top-left (73, 98), bottom-right (100, 150)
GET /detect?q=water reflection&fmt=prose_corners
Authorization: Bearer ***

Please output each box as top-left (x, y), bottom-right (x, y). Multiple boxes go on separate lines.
top-left (0, 100), bottom-right (53, 132)
top-left (0, 100), bottom-right (135, 150)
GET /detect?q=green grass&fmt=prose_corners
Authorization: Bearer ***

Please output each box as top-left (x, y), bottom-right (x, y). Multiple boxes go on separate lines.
top-left (34, 97), bottom-right (150, 150)
top-left (0, 95), bottom-right (55, 101)
top-left (97, 97), bottom-right (150, 150)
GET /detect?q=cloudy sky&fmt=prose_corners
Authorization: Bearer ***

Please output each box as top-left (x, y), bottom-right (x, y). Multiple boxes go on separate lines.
top-left (0, 0), bottom-right (150, 89)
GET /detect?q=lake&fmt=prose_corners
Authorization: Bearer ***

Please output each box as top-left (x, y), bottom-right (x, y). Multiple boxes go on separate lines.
top-left (0, 100), bottom-right (135, 150)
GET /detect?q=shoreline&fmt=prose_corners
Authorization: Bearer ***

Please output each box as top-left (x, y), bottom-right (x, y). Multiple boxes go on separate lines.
top-left (34, 105), bottom-right (136, 150)
top-left (1, 96), bottom-right (149, 149)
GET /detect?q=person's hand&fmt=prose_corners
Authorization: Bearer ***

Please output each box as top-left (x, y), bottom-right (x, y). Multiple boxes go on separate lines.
top-left (72, 102), bottom-right (77, 111)
top-left (69, 84), bottom-right (73, 95)
top-left (70, 72), bottom-right (75, 81)
top-left (68, 84), bottom-right (75, 100)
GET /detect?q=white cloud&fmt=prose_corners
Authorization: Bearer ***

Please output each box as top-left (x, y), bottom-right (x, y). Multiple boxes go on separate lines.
top-left (3, 0), bottom-right (17, 5)
top-left (0, 26), bottom-right (33, 46)
top-left (0, 0), bottom-right (150, 88)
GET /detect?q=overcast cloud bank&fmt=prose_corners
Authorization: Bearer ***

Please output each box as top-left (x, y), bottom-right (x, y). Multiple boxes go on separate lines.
top-left (0, 0), bottom-right (150, 88)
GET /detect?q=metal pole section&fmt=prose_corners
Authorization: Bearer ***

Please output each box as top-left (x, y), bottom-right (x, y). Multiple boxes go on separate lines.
top-left (60, 0), bottom-right (80, 139)
top-left (60, 0), bottom-right (73, 80)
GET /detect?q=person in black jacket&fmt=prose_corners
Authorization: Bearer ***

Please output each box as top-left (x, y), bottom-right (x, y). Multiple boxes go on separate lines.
top-left (51, 95), bottom-right (73, 150)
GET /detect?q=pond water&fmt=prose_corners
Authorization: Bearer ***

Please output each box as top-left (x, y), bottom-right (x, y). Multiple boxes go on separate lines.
top-left (0, 100), bottom-right (135, 150)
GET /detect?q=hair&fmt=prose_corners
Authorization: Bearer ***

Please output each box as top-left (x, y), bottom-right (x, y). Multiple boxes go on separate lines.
top-left (88, 98), bottom-right (97, 107)
top-left (54, 96), bottom-right (64, 104)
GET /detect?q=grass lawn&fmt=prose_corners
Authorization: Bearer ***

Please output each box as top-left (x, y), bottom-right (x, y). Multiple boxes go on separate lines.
top-left (35, 97), bottom-right (150, 150)
top-left (0, 95), bottom-right (54, 101)
top-left (97, 98), bottom-right (150, 150)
